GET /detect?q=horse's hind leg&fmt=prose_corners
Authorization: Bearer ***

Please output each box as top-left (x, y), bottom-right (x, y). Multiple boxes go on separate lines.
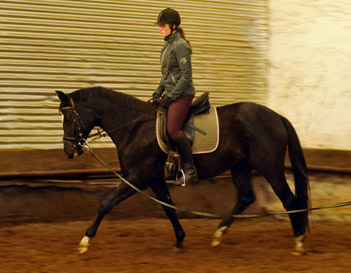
top-left (150, 181), bottom-right (185, 253)
top-left (212, 162), bottom-right (255, 247)
top-left (264, 172), bottom-right (308, 255)
top-left (79, 182), bottom-right (137, 253)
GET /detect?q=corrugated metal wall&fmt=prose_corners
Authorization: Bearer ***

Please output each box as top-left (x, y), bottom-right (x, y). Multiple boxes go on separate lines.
top-left (0, 0), bottom-right (268, 149)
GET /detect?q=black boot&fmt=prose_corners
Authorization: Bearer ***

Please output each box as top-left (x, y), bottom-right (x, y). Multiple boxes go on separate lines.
top-left (173, 131), bottom-right (198, 186)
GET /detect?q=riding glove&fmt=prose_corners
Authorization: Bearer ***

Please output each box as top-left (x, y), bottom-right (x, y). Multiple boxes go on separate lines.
top-left (159, 95), bottom-right (173, 110)
top-left (151, 92), bottom-right (161, 106)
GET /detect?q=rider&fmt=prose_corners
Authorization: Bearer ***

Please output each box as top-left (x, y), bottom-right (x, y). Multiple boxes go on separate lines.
top-left (152, 7), bottom-right (198, 186)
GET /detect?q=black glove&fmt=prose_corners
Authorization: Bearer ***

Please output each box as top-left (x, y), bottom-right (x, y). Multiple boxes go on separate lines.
top-left (159, 95), bottom-right (173, 110)
top-left (151, 92), bottom-right (161, 106)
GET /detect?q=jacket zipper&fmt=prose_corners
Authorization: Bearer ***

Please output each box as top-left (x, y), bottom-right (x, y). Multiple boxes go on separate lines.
top-left (160, 44), bottom-right (169, 65)
top-left (171, 73), bottom-right (176, 84)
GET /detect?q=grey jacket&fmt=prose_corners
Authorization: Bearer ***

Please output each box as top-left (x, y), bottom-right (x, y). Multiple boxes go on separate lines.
top-left (156, 32), bottom-right (195, 101)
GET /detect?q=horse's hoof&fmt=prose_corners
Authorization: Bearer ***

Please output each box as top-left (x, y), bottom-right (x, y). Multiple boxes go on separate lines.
top-left (79, 246), bottom-right (89, 254)
top-left (171, 242), bottom-right (183, 254)
top-left (292, 250), bottom-right (306, 256)
top-left (171, 246), bottom-right (183, 254)
top-left (211, 226), bottom-right (227, 248)
top-left (211, 238), bottom-right (221, 247)
top-left (78, 236), bottom-right (90, 254)
top-left (292, 235), bottom-right (306, 256)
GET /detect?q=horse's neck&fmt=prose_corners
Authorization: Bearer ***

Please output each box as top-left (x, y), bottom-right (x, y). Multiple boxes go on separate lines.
top-left (97, 105), bottom-right (132, 131)
top-left (93, 99), bottom-right (151, 142)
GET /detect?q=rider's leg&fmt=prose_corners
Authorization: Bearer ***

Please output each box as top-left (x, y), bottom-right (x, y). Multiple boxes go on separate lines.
top-left (166, 95), bottom-right (197, 185)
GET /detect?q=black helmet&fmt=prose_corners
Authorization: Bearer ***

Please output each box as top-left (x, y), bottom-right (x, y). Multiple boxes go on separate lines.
top-left (156, 8), bottom-right (181, 26)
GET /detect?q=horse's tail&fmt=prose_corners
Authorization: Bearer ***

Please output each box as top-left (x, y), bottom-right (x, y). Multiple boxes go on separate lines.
top-left (280, 116), bottom-right (310, 230)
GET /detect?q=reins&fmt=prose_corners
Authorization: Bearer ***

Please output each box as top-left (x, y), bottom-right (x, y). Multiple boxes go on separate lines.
top-left (64, 105), bottom-right (351, 220)
top-left (61, 102), bottom-right (155, 146)
top-left (82, 141), bottom-right (351, 219)
top-left (88, 112), bottom-right (156, 141)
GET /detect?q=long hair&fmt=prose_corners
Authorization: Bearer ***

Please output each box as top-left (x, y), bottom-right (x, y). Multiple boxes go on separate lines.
top-left (176, 26), bottom-right (192, 50)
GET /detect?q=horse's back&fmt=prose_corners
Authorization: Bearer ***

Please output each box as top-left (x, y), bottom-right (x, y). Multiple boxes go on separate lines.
top-left (216, 101), bottom-right (289, 159)
top-left (217, 102), bottom-right (285, 133)
top-left (218, 101), bottom-right (280, 118)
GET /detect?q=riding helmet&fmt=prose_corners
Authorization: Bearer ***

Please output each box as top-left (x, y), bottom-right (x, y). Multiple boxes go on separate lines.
top-left (156, 8), bottom-right (181, 26)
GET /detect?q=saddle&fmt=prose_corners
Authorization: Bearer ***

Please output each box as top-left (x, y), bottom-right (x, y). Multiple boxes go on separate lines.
top-left (156, 92), bottom-right (219, 180)
top-left (159, 92), bottom-right (211, 149)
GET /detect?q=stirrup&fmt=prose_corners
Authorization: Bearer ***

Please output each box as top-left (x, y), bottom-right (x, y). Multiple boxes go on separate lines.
top-left (174, 169), bottom-right (186, 187)
top-left (164, 152), bottom-right (180, 181)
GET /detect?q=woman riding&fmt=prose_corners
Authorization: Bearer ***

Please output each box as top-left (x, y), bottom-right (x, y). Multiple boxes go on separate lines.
top-left (152, 8), bottom-right (198, 186)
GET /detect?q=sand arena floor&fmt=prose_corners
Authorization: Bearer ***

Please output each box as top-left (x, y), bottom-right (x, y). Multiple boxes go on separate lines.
top-left (1, 217), bottom-right (351, 273)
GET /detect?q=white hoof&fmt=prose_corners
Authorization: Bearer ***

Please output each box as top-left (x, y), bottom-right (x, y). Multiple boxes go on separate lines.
top-left (79, 236), bottom-right (90, 254)
top-left (292, 235), bottom-right (306, 256)
top-left (211, 226), bottom-right (228, 248)
top-left (211, 238), bottom-right (221, 247)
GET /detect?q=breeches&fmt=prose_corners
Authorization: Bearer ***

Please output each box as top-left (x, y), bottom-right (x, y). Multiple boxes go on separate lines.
top-left (167, 95), bottom-right (194, 140)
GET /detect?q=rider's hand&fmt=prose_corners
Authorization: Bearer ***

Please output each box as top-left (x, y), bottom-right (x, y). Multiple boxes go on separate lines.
top-left (151, 92), bottom-right (161, 106)
top-left (159, 95), bottom-right (173, 110)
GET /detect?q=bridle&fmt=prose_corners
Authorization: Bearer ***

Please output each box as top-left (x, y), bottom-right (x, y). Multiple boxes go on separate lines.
top-left (60, 100), bottom-right (156, 150)
top-left (60, 99), bottom-right (89, 150)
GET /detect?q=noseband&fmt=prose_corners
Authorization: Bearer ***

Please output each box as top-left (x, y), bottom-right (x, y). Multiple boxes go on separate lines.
top-left (60, 105), bottom-right (87, 149)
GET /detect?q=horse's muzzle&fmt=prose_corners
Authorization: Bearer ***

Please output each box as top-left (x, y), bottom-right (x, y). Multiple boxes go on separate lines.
top-left (64, 139), bottom-right (84, 159)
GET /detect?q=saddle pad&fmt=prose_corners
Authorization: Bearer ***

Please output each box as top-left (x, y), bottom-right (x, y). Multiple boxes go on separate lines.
top-left (156, 106), bottom-right (220, 155)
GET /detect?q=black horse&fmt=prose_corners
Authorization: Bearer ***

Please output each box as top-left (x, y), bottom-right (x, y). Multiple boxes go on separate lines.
top-left (56, 86), bottom-right (309, 255)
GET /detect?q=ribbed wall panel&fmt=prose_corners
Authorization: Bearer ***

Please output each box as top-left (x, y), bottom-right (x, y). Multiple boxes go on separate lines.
top-left (0, 0), bottom-right (268, 149)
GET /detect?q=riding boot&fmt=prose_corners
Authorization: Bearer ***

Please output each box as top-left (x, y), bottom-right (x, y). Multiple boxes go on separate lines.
top-left (173, 131), bottom-right (198, 186)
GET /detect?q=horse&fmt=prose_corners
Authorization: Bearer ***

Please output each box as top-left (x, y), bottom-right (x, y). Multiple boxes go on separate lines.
top-left (56, 86), bottom-right (310, 255)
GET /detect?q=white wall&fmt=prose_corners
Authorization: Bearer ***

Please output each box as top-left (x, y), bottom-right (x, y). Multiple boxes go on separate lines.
top-left (268, 0), bottom-right (351, 150)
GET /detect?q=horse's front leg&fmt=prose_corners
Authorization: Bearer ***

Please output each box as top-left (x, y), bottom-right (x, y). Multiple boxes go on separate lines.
top-left (150, 181), bottom-right (185, 253)
top-left (79, 182), bottom-right (137, 253)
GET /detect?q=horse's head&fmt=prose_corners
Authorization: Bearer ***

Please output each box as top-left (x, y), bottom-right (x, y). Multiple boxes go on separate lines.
top-left (56, 90), bottom-right (95, 159)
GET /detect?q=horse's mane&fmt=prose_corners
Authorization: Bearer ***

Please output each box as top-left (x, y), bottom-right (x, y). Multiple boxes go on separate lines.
top-left (71, 86), bottom-right (154, 113)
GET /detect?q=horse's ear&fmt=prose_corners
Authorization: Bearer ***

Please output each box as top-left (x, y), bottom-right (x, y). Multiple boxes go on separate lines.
top-left (56, 90), bottom-right (70, 106)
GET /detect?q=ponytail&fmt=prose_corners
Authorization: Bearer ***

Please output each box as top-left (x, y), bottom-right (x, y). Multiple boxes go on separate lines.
top-left (176, 27), bottom-right (192, 50)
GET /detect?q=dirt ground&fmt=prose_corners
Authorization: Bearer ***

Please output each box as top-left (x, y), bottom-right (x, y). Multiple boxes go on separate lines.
top-left (1, 217), bottom-right (351, 273)
top-left (1, 149), bottom-right (350, 272)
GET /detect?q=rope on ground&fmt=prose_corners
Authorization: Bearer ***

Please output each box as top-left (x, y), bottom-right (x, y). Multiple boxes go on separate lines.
top-left (84, 143), bottom-right (351, 220)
